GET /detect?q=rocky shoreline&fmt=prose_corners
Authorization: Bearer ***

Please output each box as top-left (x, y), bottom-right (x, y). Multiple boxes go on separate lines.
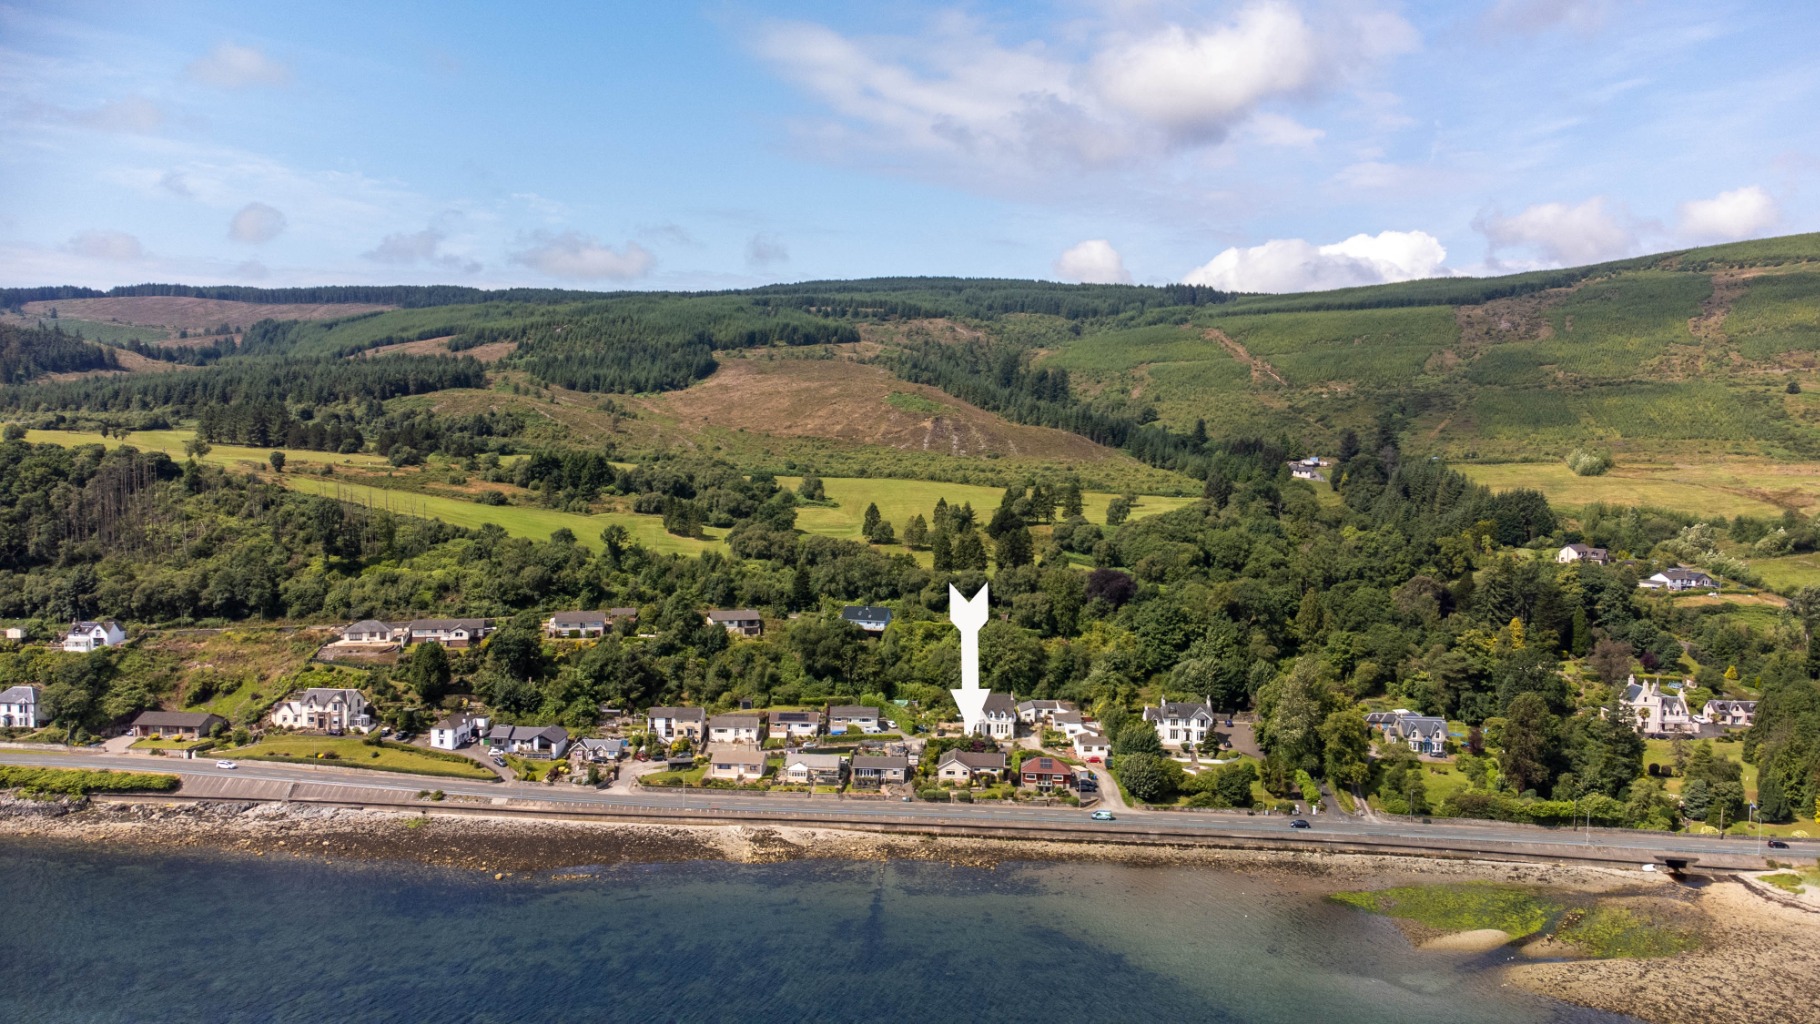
top-left (5, 796), bottom-right (1816, 1024)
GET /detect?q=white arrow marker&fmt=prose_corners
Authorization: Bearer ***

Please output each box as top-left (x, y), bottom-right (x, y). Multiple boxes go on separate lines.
top-left (949, 583), bottom-right (991, 734)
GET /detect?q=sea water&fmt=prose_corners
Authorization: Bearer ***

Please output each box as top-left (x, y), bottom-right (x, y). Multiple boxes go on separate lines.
top-left (0, 840), bottom-right (1635, 1024)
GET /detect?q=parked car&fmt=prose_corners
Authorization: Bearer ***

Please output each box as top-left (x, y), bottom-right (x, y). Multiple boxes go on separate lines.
top-left (1288, 818), bottom-right (1311, 829)
top-left (215, 760), bottom-right (237, 769)
top-left (1085, 756), bottom-right (1103, 763)
top-left (1090, 810), bottom-right (1115, 821)
top-left (1767, 839), bottom-right (1790, 850)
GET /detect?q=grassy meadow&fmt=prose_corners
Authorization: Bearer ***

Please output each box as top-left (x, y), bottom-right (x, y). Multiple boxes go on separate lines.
top-left (1459, 458), bottom-right (1820, 519)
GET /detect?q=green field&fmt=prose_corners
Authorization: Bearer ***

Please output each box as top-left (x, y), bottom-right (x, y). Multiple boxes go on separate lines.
top-left (1459, 458), bottom-right (1820, 519)
top-left (778, 476), bottom-right (1199, 538)
top-left (25, 429), bottom-right (392, 472)
top-left (24, 317), bottom-right (173, 345)
top-left (225, 736), bottom-right (498, 779)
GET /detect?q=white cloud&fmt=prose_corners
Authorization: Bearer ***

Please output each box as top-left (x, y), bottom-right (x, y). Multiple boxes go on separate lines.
top-left (749, 2), bottom-right (1415, 180)
top-left (1183, 229), bottom-right (1448, 293)
top-left (228, 201), bottom-right (287, 244)
top-left (72, 96), bottom-right (165, 134)
top-left (65, 230), bottom-right (146, 262)
top-left (187, 42), bottom-right (291, 89)
top-left (363, 227), bottom-right (482, 273)
top-left (158, 171), bottom-right (193, 198)
top-left (509, 232), bottom-right (654, 280)
top-left (1240, 113), bottom-right (1325, 148)
top-left (746, 234), bottom-right (789, 268)
top-left (1676, 185), bottom-right (1779, 242)
top-left (1481, 0), bottom-right (1625, 35)
top-left (1054, 239), bottom-right (1133, 284)
top-left (1475, 197), bottom-right (1637, 266)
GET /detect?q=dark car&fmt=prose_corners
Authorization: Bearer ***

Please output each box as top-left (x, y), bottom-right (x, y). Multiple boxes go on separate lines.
top-left (1767, 839), bottom-right (1790, 850)
top-left (1288, 819), bottom-right (1311, 829)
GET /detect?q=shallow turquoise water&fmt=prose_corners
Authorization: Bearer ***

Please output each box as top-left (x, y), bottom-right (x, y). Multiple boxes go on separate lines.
top-left (0, 840), bottom-right (1635, 1024)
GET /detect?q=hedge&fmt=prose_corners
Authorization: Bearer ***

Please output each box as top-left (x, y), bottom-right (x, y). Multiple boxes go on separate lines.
top-left (0, 766), bottom-right (181, 796)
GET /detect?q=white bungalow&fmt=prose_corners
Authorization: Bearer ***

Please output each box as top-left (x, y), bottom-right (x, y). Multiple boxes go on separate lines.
top-left (63, 620), bottom-right (125, 653)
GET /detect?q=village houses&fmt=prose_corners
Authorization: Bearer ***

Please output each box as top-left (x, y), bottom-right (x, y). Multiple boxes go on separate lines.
top-left (839, 605), bottom-right (894, 635)
top-left (544, 609), bottom-right (637, 638)
top-left (129, 710), bottom-right (225, 740)
top-left (1638, 568), bottom-right (1717, 592)
top-left (935, 749), bottom-right (1006, 785)
top-left (487, 724), bottom-right (569, 759)
top-left (430, 713), bottom-right (483, 750)
top-left (406, 618), bottom-right (492, 648)
top-left (769, 710), bottom-right (822, 740)
top-left (975, 692), bottom-right (1017, 739)
top-left (851, 754), bottom-right (909, 788)
top-left (707, 748), bottom-right (767, 783)
top-left (779, 751), bottom-right (845, 786)
top-left (1019, 756), bottom-right (1076, 793)
top-left (1073, 731), bottom-right (1109, 762)
top-left (1620, 678), bottom-right (1696, 737)
top-left (63, 620), bottom-right (125, 653)
top-left (708, 713), bottom-right (765, 746)
top-left (340, 620), bottom-right (402, 644)
top-left (647, 707), bottom-right (707, 746)
top-left (828, 705), bottom-right (881, 734)
top-left (705, 609), bottom-right (763, 637)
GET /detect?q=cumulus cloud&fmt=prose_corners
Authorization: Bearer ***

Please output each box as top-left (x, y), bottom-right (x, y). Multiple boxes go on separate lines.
top-left (1183, 229), bottom-right (1448, 293)
top-left (228, 202), bottom-right (287, 243)
top-left (362, 227), bottom-right (482, 273)
top-left (1054, 239), bottom-right (1133, 284)
top-left (65, 230), bottom-right (146, 262)
top-left (1475, 197), bottom-right (1637, 266)
top-left (187, 42), bottom-right (291, 89)
top-left (750, 2), bottom-right (1415, 179)
top-left (746, 234), bottom-right (789, 268)
top-left (508, 231), bottom-right (654, 280)
top-left (1677, 186), bottom-right (1779, 242)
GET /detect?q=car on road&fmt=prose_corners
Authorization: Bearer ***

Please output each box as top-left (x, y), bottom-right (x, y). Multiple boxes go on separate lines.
top-left (1767, 839), bottom-right (1791, 850)
top-left (215, 760), bottom-right (237, 769)
top-left (1090, 810), bottom-right (1115, 821)
top-left (1288, 818), bottom-right (1311, 829)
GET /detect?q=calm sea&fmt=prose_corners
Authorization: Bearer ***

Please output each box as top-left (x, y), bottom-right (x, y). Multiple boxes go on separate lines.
top-left (0, 839), bottom-right (1636, 1024)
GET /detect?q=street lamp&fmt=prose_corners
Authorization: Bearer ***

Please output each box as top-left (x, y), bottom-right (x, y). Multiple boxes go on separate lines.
top-left (1750, 801), bottom-right (1760, 856)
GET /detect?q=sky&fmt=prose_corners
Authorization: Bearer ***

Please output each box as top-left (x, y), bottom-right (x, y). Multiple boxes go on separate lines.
top-left (2, 0), bottom-right (1817, 293)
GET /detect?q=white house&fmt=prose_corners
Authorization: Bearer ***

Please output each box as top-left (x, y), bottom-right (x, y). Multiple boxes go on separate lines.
top-left (1697, 699), bottom-right (1758, 730)
top-left (63, 620), bottom-right (125, 653)
top-left (1557, 543), bottom-right (1611, 565)
top-left (546, 611), bottom-right (610, 637)
top-left (1051, 710), bottom-right (1090, 739)
top-left (706, 748), bottom-right (767, 783)
top-left (828, 705), bottom-right (881, 734)
top-left (839, 605), bottom-right (893, 635)
top-left (1289, 465), bottom-right (1327, 482)
top-left (705, 609), bottom-right (763, 637)
top-left (1394, 715), bottom-right (1450, 757)
top-left (708, 713), bottom-right (765, 745)
top-left (2, 627), bottom-right (25, 641)
top-left (935, 750), bottom-right (1005, 785)
top-left (406, 618), bottom-right (492, 648)
top-left (341, 619), bottom-right (402, 644)
top-left (769, 710), bottom-right (822, 740)
top-left (0, 685), bottom-right (40, 729)
top-left (1015, 699), bottom-right (1074, 726)
top-left (1073, 731), bottom-right (1109, 762)
top-left (487, 724), bottom-right (569, 759)
top-left (270, 688), bottom-right (372, 734)
top-left (430, 713), bottom-right (481, 750)
top-left (1638, 568), bottom-right (1717, 592)
top-left (1620, 677), bottom-right (1696, 736)
top-left (647, 707), bottom-right (707, 745)
top-left (974, 692), bottom-right (1017, 739)
top-left (779, 752), bottom-right (845, 785)
top-left (1142, 697), bottom-right (1215, 751)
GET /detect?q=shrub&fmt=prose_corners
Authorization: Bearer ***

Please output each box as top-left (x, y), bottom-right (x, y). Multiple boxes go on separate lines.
top-left (918, 788), bottom-right (946, 801)
top-left (1565, 448), bottom-right (1613, 476)
top-left (0, 766), bottom-right (179, 796)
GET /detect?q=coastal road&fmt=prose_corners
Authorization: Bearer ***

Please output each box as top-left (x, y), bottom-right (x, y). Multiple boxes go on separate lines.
top-left (4, 749), bottom-right (1803, 869)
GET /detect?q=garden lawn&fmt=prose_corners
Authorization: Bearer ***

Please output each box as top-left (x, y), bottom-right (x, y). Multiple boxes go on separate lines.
top-left (225, 737), bottom-right (496, 779)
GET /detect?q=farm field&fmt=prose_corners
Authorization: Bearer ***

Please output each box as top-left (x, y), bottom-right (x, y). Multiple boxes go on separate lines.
top-left (777, 476), bottom-right (1199, 539)
top-left (1459, 459), bottom-right (1820, 518)
top-left (1746, 554), bottom-right (1820, 592)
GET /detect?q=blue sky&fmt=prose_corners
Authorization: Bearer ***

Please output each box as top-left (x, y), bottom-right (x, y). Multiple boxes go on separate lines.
top-left (3, 0), bottom-right (1816, 292)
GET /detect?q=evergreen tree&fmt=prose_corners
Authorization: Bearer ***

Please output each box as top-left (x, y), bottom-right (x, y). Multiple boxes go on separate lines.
top-left (862, 502), bottom-right (881, 537)
top-left (995, 524), bottom-right (1033, 569)
top-left (797, 473), bottom-right (824, 501)
top-left (1059, 480), bottom-right (1084, 519)
top-left (903, 513), bottom-right (929, 549)
top-left (931, 528), bottom-right (954, 572)
top-left (951, 530), bottom-right (988, 571)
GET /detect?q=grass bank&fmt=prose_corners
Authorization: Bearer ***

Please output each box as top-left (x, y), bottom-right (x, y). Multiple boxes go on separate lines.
top-left (225, 737), bottom-right (497, 780)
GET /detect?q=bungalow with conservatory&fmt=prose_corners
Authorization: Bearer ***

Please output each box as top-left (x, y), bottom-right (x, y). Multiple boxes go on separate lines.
top-left (707, 748), bottom-right (767, 783)
top-left (1019, 756), bottom-right (1076, 793)
top-left (487, 724), bottom-right (569, 759)
top-left (828, 705), bottom-right (881, 734)
top-left (340, 619), bottom-right (402, 644)
top-left (1073, 732), bottom-right (1109, 762)
top-left (406, 618), bottom-right (493, 648)
top-left (1557, 543), bottom-right (1611, 565)
top-left (1638, 568), bottom-right (1717, 592)
top-left (839, 605), bottom-right (894, 635)
top-left (708, 713), bottom-right (765, 745)
top-left (270, 687), bottom-right (372, 734)
top-left (648, 707), bottom-right (707, 746)
top-left (935, 750), bottom-right (1006, 785)
top-left (779, 752), bottom-right (845, 786)
top-left (706, 609), bottom-right (763, 637)
top-left (851, 754), bottom-right (909, 787)
top-left (974, 693), bottom-right (1017, 740)
top-left (769, 710), bottom-right (822, 740)
top-left (0, 685), bottom-right (41, 729)
top-left (1142, 697), bottom-right (1215, 751)
top-left (63, 620), bottom-right (126, 653)
top-left (129, 710), bottom-right (225, 740)
top-left (431, 713), bottom-right (481, 750)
